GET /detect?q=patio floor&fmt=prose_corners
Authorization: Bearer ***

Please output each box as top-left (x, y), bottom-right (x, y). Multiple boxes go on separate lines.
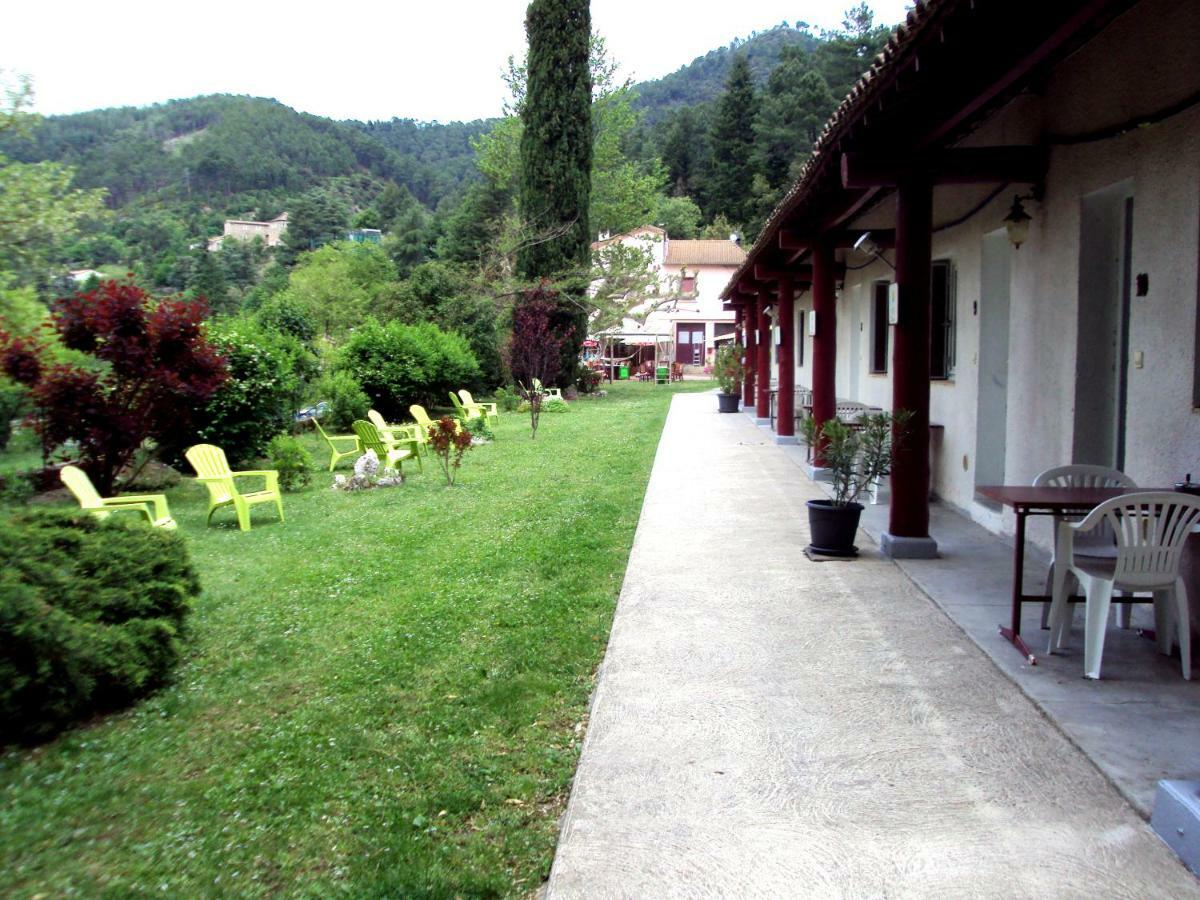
top-left (545, 391), bottom-right (1199, 897)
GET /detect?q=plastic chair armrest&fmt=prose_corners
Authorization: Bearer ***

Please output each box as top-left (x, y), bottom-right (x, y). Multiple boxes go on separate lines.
top-left (103, 493), bottom-right (171, 521)
top-left (231, 470), bottom-right (280, 492)
top-left (103, 502), bottom-right (155, 524)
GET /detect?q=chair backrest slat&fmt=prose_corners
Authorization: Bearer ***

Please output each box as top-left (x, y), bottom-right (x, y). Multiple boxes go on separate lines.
top-left (1080, 492), bottom-right (1200, 587)
top-left (60, 465), bottom-right (103, 509)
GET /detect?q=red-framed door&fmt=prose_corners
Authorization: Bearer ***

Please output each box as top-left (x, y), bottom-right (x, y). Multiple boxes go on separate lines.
top-left (675, 323), bottom-right (705, 364)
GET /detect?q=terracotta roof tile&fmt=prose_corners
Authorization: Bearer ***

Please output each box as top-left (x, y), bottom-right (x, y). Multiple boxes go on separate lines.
top-left (664, 240), bottom-right (747, 266)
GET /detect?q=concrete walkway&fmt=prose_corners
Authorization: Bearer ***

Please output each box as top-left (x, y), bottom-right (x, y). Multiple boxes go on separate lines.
top-left (546, 392), bottom-right (1197, 898)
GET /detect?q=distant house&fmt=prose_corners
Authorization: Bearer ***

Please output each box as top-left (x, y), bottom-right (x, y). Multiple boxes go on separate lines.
top-left (207, 212), bottom-right (289, 252)
top-left (590, 226), bottom-right (746, 371)
top-left (345, 228), bottom-right (383, 244)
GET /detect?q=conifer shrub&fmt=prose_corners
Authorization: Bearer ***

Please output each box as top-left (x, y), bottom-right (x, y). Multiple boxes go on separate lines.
top-left (0, 509), bottom-right (200, 744)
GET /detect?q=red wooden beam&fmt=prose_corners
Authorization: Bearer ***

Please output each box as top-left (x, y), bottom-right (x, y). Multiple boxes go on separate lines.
top-left (916, 0), bottom-right (1125, 150)
top-left (755, 290), bottom-right (771, 420)
top-left (779, 229), bottom-right (896, 251)
top-left (841, 146), bottom-right (1047, 189)
top-left (810, 239), bottom-right (837, 468)
top-left (775, 274), bottom-right (795, 440)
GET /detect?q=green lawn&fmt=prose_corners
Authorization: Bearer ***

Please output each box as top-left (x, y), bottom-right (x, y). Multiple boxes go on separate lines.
top-left (0, 380), bottom-right (713, 898)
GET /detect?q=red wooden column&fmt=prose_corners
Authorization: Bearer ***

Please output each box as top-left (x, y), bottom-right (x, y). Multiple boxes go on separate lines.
top-left (884, 177), bottom-right (938, 558)
top-left (775, 274), bottom-right (795, 441)
top-left (755, 290), bottom-right (771, 420)
top-left (743, 299), bottom-right (757, 408)
top-left (810, 239), bottom-right (837, 467)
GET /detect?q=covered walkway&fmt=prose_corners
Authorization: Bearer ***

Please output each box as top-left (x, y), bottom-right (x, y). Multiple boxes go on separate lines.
top-left (546, 392), bottom-right (1196, 897)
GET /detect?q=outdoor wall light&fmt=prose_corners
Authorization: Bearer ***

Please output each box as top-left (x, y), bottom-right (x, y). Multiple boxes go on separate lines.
top-left (1003, 194), bottom-right (1035, 249)
top-left (853, 231), bottom-right (895, 269)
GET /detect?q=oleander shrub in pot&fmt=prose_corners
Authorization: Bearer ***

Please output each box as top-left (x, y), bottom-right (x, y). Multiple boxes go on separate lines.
top-left (799, 411), bottom-right (910, 556)
top-left (0, 509), bottom-right (200, 744)
top-left (714, 343), bottom-right (743, 413)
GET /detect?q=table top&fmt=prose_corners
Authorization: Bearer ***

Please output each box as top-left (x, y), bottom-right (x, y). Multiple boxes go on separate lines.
top-left (976, 485), bottom-right (1172, 511)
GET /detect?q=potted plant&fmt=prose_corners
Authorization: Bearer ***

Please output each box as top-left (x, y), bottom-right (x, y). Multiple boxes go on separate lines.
top-left (799, 410), bottom-right (910, 556)
top-left (713, 343), bottom-right (743, 413)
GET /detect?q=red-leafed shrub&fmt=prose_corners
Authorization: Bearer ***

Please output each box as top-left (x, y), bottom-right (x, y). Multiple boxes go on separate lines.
top-left (506, 286), bottom-right (569, 439)
top-left (0, 280), bottom-right (228, 493)
top-left (426, 416), bottom-right (473, 486)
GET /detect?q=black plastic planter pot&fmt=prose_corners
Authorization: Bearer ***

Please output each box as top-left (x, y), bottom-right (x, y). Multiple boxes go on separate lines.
top-left (806, 499), bottom-right (863, 557)
top-left (717, 392), bottom-right (740, 413)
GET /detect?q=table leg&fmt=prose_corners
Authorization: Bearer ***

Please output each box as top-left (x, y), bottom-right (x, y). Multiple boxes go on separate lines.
top-left (999, 508), bottom-right (1037, 664)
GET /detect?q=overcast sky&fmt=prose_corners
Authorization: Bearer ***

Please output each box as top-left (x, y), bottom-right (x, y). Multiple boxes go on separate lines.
top-left (3, 1), bottom-right (911, 123)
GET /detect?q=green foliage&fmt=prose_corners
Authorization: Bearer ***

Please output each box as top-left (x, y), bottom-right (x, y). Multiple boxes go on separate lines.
top-left (517, 0), bottom-right (593, 281)
top-left (0, 508), bottom-right (199, 744)
top-left (706, 55), bottom-right (759, 225)
top-left (268, 435), bottom-right (314, 492)
top-left (799, 410), bottom-right (911, 506)
top-left (280, 189), bottom-right (350, 262)
top-left (493, 385), bottom-right (521, 412)
top-left (199, 319), bottom-right (313, 464)
top-left (0, 380), bottom-right (27, 450)
top-left (377, 261), bottom-right (502, 389)
top-left (185, 246), bottom-right (230, 314)
top-left (277, 241), bottom-right (397, 340)
top-left (255, 293), bottom-right (317, 344)
top-left (518, 395), bottom-right (569, 414)
top-left (653, 195), bottom-right (703, 238)
top-left (714, 342), bottom-right (744, 395)
top-left (336, 319), bottom-right (481, 421)
top-left (313, 370), bottom-right (370, 430)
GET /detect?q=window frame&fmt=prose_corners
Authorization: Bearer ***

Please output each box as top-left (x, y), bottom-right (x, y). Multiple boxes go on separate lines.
top-left (870, 281), bottom-right (890, 374)
top-left (930, 259), bottom-right (957, 380)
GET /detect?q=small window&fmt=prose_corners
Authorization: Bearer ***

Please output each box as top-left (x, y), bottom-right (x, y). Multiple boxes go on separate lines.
top-left (870, 282), bottom-right (889, 374)
top-left (931, 260), bottom-right (956, 380)
top-left (680, 275), bottom-right (696, 295)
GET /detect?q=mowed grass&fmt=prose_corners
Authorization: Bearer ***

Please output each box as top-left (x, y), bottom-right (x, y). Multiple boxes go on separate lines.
top-left (0, 380), bottom-right (714, 897)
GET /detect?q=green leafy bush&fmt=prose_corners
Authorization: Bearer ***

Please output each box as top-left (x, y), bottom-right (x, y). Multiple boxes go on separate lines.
top-left (517, 396), bottom-right (570, 414)
top-left (0, 509), bottom-right (200, 744)
top-left (314, 370), bottom-right (370, 430)
top-left (198, 319), bottom-right (314, 464)
top-left (493, 386), bottom-right (521, 412)
top-left (269, 435), bottom-right (314, 491)
top-left (335, 318), bottom-right (480, 421)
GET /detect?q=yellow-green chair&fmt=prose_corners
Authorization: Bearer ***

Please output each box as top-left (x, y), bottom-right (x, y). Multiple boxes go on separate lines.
top-left (311, 417), bottom-right (360, 471)
top-left (185, 444), bottom-right (283, 532)
top-left (60, 465), bottom-right (176, 529)
top-left (368, 409), bottom-right (423, 471)
top-left (410, 403), bottom-right (463, 438)
top-left (458, 389), bottom-right (499, 419)
top-left (352, 420), bottom-right (414, 471)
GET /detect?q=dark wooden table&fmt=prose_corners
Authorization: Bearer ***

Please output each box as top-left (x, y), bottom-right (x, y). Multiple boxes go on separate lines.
top-left (976, 485), bottom-right (1167, 664)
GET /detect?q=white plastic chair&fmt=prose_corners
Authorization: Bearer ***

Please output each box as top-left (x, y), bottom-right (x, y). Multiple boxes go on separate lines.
top-left (1033, 465), bottom-right (1136, 630)
top-left (1047, 492), bottom-right (1200, 680)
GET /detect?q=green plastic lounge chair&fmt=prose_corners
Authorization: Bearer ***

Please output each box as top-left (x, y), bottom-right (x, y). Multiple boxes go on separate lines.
top-left (185, 444), bottom-right (284, 532)
top-left (311, 417), bottom-right (361, 471)
top-left (352, 420), bottom-right (414, 471)
top-left (60, 465), bottom-right (177, 529)
top-left (367, 409), bottom-right (423, 471)
top-left (458, 389), bottom-right (499, 419)
top-left (448, 391), bottom-right (484, 424)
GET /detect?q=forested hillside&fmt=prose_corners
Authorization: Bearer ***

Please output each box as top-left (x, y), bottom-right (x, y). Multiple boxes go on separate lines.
top-left (0, 4), bottom-right (892, 328)
top-left (632, 23), bottom-right (820, 125)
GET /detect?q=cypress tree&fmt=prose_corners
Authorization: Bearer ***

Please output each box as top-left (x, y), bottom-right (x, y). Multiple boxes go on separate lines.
top-left (706, 54), bottom-right (758, 226)
top-left (516, 0), bottom-right (592, 380)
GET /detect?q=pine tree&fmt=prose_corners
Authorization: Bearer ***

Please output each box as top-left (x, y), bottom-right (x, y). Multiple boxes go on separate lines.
top-left (516, 0), bottom-right (593, 380)
top-left (754, 47), bottom-right (836, 192)
top-left (661, 107), bottom-right (708, 198)
top-left (705, 54), bottom-right (758, 226)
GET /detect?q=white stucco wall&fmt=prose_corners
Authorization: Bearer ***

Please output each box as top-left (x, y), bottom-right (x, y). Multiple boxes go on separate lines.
top-left (823, 0), bottom-right (1200, 552)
